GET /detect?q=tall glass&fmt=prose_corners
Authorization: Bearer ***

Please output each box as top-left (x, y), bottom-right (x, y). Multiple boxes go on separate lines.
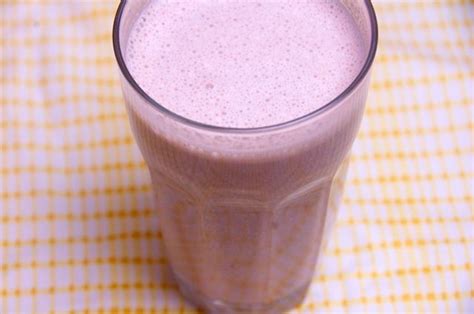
top-left (113, 1), bottom-right (377, 312)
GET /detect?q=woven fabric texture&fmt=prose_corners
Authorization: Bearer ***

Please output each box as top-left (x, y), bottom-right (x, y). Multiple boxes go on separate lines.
top-left (1, 0), bottom-right (473, 313)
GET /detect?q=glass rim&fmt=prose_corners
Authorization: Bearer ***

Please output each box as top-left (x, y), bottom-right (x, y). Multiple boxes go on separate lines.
top-left (112, 0), bottom-right (378, 134)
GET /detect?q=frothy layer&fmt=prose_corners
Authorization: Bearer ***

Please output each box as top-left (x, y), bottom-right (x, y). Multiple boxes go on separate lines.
top-left (126, 1), bottom-right (365, 128)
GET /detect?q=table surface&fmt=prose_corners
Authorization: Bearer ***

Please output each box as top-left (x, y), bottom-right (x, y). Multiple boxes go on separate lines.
top-left (1, 0), bottom-right (473, 313)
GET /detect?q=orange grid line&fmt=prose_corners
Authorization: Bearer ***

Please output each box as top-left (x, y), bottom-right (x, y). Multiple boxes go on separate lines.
top-left (351, 147), bottom-right (473, 162)
top-left (1, 184), bottom-right (151, 199)
top-left (1, 230), bottom-right (163, 248)
top-left (343, 195), bottom-right (472, 206)
top-left (1, 7), bottom-right (115, 28)
top-left (2, 32), bottom-right (111, 46)
top-left (2, 94), bottom-right (123, 108)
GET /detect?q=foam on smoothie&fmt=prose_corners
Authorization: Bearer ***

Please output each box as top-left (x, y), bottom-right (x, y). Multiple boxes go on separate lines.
top-left (126, 0), bottom-right (365, 128)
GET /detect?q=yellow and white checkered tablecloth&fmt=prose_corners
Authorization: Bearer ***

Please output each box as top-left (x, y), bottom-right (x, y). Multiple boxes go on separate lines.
top-left (1, 0), bottom-right (473, 313)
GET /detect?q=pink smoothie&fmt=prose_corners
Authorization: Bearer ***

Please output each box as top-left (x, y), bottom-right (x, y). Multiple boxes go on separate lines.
top-left (121, 0), bottom-right (369, 311)
top-left (126, 0), bottom-right (365, 128)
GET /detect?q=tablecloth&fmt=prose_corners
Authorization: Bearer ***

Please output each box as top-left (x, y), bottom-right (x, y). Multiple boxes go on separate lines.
top-left (1, 0), bottom-right (473, 313)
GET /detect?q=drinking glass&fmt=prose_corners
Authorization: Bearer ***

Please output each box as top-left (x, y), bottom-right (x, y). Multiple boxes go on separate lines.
top-left (113, 1), bottom-right (377, 312)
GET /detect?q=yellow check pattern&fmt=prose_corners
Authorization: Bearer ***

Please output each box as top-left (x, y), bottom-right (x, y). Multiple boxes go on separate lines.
top-left (1, 0), bottom-right (473, 313)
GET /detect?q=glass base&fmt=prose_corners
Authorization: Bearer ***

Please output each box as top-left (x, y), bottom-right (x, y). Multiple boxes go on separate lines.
top-left (173, 271), bottom-right (310, 313)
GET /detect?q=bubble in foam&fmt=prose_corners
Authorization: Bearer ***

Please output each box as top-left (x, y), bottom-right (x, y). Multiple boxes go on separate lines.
top-left (125, 0), bottom-right (365, 128)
